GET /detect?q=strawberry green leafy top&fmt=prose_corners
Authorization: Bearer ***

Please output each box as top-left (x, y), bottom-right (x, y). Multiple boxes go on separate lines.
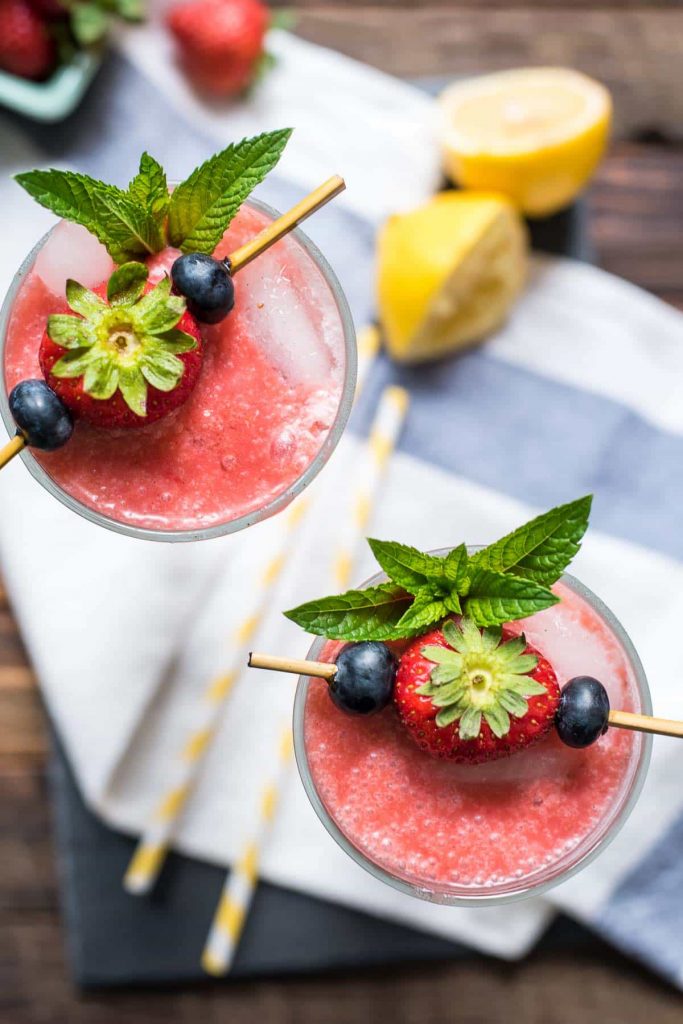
top-left (285, 495), bottom-right (592, 639)
top-left (47, 263), bottom-right (197, 417)
top-left (418, 618), bottom-right (546, 739)
top-left (15, 129), bottom-right (292, 266)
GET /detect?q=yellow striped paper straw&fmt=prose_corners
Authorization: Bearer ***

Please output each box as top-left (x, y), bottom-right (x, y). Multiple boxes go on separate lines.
top-left (200, 382), bottom-right (410, 974)
top-left (124, 325), bottom-right (379, 896)
top-left (123, 500), bottom-right (309, 896)
top-left (201, 727), bottom-right (293, 976)
top-left (356, 323), bottom-right (380, 385)
top-left (333, 384), bottom-right (409, 589)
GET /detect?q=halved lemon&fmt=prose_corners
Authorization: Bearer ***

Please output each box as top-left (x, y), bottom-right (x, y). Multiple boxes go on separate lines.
top-left (439, 67), bottom-right (612, 217)
top-left (376, 191), bottom-right (527, 364)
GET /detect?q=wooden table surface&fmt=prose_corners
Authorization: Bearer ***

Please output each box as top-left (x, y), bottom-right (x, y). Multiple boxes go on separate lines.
top-left (3, 3), bottom-right (683, 1020)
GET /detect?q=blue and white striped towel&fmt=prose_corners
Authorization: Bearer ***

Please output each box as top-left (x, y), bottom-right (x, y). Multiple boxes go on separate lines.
top-left (1, 13), bottom-right (682, 985)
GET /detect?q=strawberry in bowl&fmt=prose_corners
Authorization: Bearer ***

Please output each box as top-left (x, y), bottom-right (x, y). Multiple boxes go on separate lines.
top-left (167, 0), bottom-right (272, 97)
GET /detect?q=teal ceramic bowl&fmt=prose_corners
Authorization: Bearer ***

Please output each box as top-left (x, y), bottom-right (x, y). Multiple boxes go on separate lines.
top-left (0, 50), bottom-right (101, 122)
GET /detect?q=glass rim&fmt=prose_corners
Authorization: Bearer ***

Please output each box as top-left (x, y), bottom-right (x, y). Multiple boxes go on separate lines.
top-left (293, 553), bottom-right (653, 907)
top-left (0, 197), bottom-right (357, 542)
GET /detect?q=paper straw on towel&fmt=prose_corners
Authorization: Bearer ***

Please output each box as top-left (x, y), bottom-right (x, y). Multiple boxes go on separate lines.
top-left (200, 382), bottom-right (410, 974)
top-left (123, 499), bottom-right (309, 896)
top-left (124, 326), bottom-right (380, 895)
top-left (333, 384), bottom-right (409, 589)
top-left (202, 726), bottom-right (293, 976)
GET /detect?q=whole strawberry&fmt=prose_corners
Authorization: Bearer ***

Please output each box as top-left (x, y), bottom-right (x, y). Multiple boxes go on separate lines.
top-left (0, 0), bottom-right (56, 81)
top-left (394, 617), bottom-right (560, 764)
top-left (167, 0), bottom-right (270, 97)
top-left (39, 263), bottom-right (203, 430)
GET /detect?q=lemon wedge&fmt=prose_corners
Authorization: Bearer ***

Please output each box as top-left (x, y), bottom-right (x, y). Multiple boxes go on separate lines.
top-left (439, 68), bottom-right (612, 217)
top-left (376, 191), bottom-right (527, 363)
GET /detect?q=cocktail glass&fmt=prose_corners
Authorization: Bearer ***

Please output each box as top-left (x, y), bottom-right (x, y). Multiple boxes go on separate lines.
top-left (0, 198), bottom-right (356, 541)
top-left (293, 549), bottom-right (652, 905)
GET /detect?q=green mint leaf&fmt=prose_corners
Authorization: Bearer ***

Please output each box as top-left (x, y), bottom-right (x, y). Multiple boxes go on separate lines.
top-left (47, 314), bottom-right (91, 349)
top-left (128, 153), bottom-right (169, 221)
top-left (66, 279), bottom-right (107, 318)
top-left (443, 543), bottom-right (469, 591)
top-left (71, 2), bottom-right (109, 45)
top-left (395, 590), bottom-right (448, 633)
top-left (470, 495), bottom-right (592, 587)
top-left (367, 538), bottom-right (448, 596)
top-left (168, 128), bottom-right (292, 254)
top-left (284, 583), bottom-right (411, 642)
top-left (444, 592), bottom-right (462, 615)
top-left (107, 262), bottom-right (149, 306)
top-left (465, 568), bottom-right (559, 628)
top-left (15, 170), bottom-right (164, 263)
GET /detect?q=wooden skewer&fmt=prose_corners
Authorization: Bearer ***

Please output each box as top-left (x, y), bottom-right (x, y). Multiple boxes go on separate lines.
top-left (228, 176), bottom-right (346, 274)
top-left (250, 654), bottom-right (683, 740)
top-left (608, 710), bottom-right (683, 739)
top-left (0, 433), bottom-right (25, 470)
top-left (248, 652), bottom-right (336, 681)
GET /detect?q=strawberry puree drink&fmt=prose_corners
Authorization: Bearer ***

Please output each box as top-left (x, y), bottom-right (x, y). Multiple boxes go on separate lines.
top-left (0, 134), bottom-right (355, 539)
top-left (282, 500), bottom-right (652, 904)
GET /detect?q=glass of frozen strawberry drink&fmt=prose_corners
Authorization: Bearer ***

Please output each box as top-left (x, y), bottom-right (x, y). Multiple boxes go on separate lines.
top-left (0, 204), bottom-right (355, 540)
top-left (0, 133), bottom-right (355, 541)
top-left (293, 553), bottom-right (651, 905)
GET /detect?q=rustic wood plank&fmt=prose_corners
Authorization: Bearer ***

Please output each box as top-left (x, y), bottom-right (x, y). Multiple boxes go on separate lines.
top-left (292, 7), bottom-right (683, 138)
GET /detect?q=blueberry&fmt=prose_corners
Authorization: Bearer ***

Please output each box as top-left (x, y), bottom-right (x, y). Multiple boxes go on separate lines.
top-left (556, 676), bottom-right (610, 748)
top-left (9, 379), bottom-right (73, 451)
top-left (171, 253), bottom-right (235, 325)
top-left (329, 641), bottom-right (397, 716)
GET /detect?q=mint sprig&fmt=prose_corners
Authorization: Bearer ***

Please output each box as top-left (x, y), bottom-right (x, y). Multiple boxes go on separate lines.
top-left (285, 496), bottom-right (592, 641)
top-left (15, 130), bottom-right (292, 265)
top-left (469, 495), bottom-right (592, 584)
top-left (167, 128), bottom-right (292, 254)
top-left (14, 170), bottom-right (164, 265)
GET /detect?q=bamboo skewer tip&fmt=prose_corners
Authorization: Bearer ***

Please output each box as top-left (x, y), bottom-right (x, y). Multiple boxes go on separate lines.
top-left (0, 432), bottom-right (26, 471)
top-left (228, 176), bottom-right (346, 274)
top-left (248, 651), bottom-right (336, 682)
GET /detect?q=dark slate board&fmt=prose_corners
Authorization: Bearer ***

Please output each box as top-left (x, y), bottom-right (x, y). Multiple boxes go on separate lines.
top-left (49, 728), bottom-right (601, 989)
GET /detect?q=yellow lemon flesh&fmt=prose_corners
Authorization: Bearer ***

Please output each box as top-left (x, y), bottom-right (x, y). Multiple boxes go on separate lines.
top-left (439, 67), bottom-right (612, 217)
top-left (376, 191), bottom-right (527, 364)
